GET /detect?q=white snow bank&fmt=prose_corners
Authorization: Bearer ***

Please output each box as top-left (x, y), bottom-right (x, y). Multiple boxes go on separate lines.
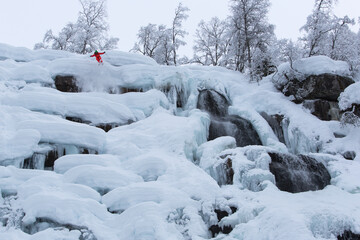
top-left (102, 181), bottom-right (193, 212)
top-left (101, 50), bottom-right (157, 66)
top-left (309, 153), bottom-right (360, 193)
top-left (109, 202), bottom-right (185, 240)
top-left (106, 109), bottom-right (210, 161)
top-left (0, 43), bottom-right (75, 62)
top-left (17, 120), bottom-right (105, 152)
top-left (1, 86), bottom-right (136, 125)
top-left (339, 81), bottom-right (360, 110)
top-left (63, 165), bottom-right (143, 193)
top-left (0, 166), bottom-right (55, 196)
top-left (54, 154), bottom-right (122, 174)
top-left (0, 228), bottom-right (81, 240)
top-left (0, 129), bottom-right (40, 163)
top-left (17, 174), bottom-right (101, 202)
top-left (0, 105), bottom-right (106, 153)
top-left (196, 136), bottom-right (237, 169)
top-left (272, 56), bottom-right (351, 87)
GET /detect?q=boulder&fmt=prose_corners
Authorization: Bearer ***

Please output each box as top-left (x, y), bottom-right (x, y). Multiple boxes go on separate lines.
top-left (209, 116), bottom-right (262, 147)
top-left (268, 152), bottom-right (331, 193)
top-left (282, 73), bottom-right (354, 103)
top-left (54, 75), bottom-right (79, 92)
top-left (197, 89), bottom-right (229, 117)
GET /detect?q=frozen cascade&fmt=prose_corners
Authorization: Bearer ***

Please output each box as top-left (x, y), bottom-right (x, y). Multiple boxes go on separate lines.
top-left (197, 89), bottom-right (229, 117)
top-left (209, 116), bottom-right (262, 147)
top-left (20, 144), bottom-right (98, 170)
top-left (21, 153), bottom-right (46, 170)
top-left (197, 89), bottom-right (262, 147)
top-left (282, 118), bottom-right (321, 154)
top-left (268, 152), bottom-right (331, 193)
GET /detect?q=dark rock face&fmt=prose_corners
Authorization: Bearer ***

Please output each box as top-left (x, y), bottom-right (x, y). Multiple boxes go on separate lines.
top-left (303, 99), bottom-right (341, 121)
top-left (54, 75), bottom-right (79, 92)
top-left (197, 89), bottom-right (229, 117)
top-left (337, 230), bottom-right (360, 240)
top-left (268, 152), bottom-right (331, 193)
top-left (260, 112), bottom-right (286, 144)
top-left (282, 73), bottom-right (354, 103)
top-left (197, 89), bottom-right (262, 147)
top-left (209, 116), bottom-right (262, 147)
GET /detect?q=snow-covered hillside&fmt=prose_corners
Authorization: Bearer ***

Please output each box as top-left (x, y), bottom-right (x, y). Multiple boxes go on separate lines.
top-left (0, 42), bottom-right (360, 240)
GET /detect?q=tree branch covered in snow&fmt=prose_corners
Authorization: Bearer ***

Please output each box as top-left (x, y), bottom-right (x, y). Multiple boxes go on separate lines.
top-left (34, 0), bottom-right (118, 54)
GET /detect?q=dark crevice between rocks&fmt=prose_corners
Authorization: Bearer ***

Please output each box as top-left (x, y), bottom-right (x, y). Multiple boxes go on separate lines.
top-left (65, 116), bottom-right (134, 132)
top-left (119, 87), bottom-right (143, 94)
top-left (209, 207), bottom-right (237, 238)
top-left (268, 152), bottom-right (331, 193)
top-left (22, 217), bottom-right (97, 240)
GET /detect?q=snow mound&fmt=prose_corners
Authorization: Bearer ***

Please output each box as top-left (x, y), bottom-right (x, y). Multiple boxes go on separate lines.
top-left (339, 81), bottom-right (360, 110)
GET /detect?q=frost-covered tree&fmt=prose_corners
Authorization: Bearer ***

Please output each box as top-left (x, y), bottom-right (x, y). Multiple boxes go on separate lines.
top-left (328, 16), bottom-right (359, 69)
top-left (300, 0), bottom-right (336, 57)
top-left (35, 0), bottom-right (118, 54)
top-left (170, 3), bottom-right (189, 65)
top-left (193, 17), bottom-right (230, 66)
top-left (228, 0), bottom-right (275, 74)
top-left (277, 39), bottom-right (303, 69)
top-left (131, 24), bottom-right (167, 58)
top-left (131, 24), bottom-right (173, 65)
top-left (132, 3), bottom-right (189, 65)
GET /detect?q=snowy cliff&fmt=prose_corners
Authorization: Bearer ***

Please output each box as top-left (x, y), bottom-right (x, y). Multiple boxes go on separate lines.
top-left (0, 43), bottom-right (360, 240)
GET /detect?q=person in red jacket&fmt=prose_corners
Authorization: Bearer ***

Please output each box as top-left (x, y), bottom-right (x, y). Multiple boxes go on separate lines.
top-left (90, 50), bottom-right (105, 64)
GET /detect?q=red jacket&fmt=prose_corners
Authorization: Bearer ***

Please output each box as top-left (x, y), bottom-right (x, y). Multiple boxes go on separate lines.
top-left (90, 52), bottom-right (105, 61)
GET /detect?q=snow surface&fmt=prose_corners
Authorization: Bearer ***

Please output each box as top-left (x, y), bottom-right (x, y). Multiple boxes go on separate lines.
top-left (1, 43), bottom-right (360, 240)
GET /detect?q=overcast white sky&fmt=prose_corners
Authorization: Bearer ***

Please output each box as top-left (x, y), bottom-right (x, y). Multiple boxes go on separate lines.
top-left (1, 0), bottom-right (359, 57)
